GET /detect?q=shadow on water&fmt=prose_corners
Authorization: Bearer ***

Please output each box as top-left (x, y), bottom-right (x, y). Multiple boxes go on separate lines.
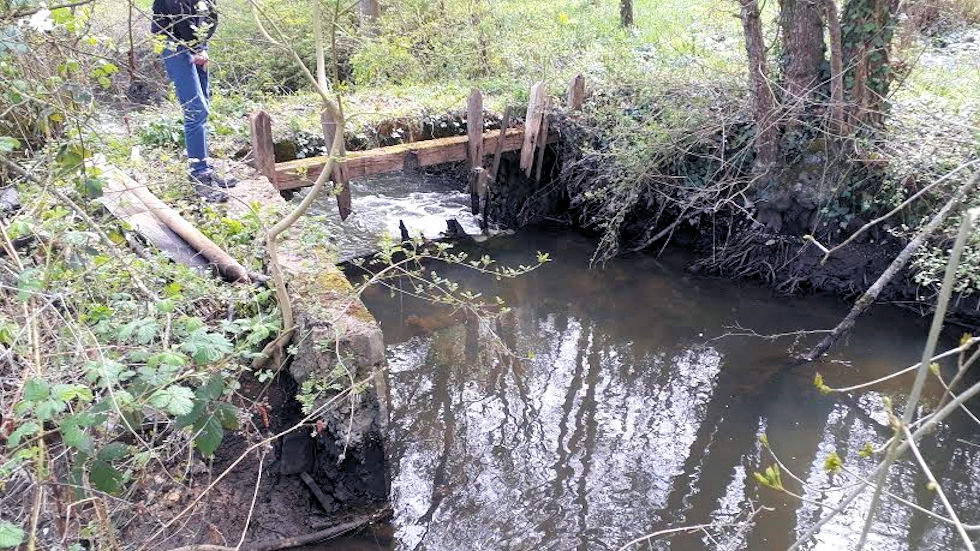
top-left (312, 227), bottom-right (979, 551)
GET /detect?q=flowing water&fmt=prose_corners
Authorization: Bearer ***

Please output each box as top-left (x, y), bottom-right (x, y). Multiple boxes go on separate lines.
top-left (306, 176), bottom-right (980, 550)
top-left (307, 172), bottom-right (482, 261)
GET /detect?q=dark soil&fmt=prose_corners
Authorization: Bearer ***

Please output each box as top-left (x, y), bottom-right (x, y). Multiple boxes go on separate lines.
top-left (122, 371), bottom-right (388, 550)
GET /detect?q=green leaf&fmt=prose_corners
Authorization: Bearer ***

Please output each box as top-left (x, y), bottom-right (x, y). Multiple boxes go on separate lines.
top-left (0, 318), bottom-right (17, 346)
top-left (214, 402), bottom-right (240, 430)
top-left (80, 177), bottom-right (103, 198)
top-left (858, 442), bottom-right (875, 459)
top-left (89, 459), bottom-right (123, 494)
top-left (0, 137), bottom-right (20, 153)
top-left (55, 143), bottom-right (87, 172)
top-left (754, 464), bottom-right (784, 491)
top-left (16, 268), bottom-right (42, 301)
top-left (196, 374), bottom-right (225, 401)
top-left (60, 423), bottom-right (93, 453)
top-left (97, 442), bottom-right (130, 462)
top-left (147, 351), bottom-right (188, 369)
top-left (149, 386), bottom-right (195, 416)
top-left (0, 520), bottom-right (25, 548)
top-left (193, 414), bottom-right (224, 457)
top-left (175, 399), bottom-right (205, 429)
top-left (813, 373), bottom-right (831, 395)
top-left (84, 359), bottom-right (134, 388)
top-left (824, 452), bottom-right (843, 474)
top-left (23, 379), bottom-right (50, 402)
top-left (180, 329), bottom-right (233, 364)
top-left (36, 399), bottom-right (67, 421)
top-left (52, 383), bottom-right (94, 403)
top-left (6, 422), bottom-right (39, 448)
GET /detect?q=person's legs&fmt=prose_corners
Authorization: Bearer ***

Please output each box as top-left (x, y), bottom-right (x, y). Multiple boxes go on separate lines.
top-left (162, 47), bottom-right (209, 175)
top-left (197, 62), bottom-right (210, 104)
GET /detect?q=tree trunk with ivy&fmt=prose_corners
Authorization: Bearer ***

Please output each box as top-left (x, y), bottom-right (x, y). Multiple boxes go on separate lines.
top-left (841, 0), bottom-right (897, 130)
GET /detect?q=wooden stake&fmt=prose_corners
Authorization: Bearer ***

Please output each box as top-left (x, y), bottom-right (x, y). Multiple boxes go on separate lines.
top-left (490, 106), bottom-right (511, 182)
top-left (469, 167), bottom-right (487, 215)
top-left (520, 82), bottom-right (547, 177)
top-left (249, 110), bottom-right (277, 186)
top-left (321, 109), bottom-right (352, 221)
top-left (567, 74), bottom-right (585, 111)
top-left (467, 88), bottom-right (485, 169)
top-left (534, 98), bottom-right (552, 182)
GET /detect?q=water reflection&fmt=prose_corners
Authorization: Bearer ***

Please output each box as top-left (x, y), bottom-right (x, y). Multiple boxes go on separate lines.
top-left (352, 229), bottom-right (979, 551)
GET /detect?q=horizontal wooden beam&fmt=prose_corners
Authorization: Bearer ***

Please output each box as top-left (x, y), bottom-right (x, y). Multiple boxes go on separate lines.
top-left (273, 128), bottom-right (531, 191)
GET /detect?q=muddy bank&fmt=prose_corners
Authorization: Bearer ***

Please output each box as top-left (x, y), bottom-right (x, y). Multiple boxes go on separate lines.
top-left (488, 141), bottom-right (980, 329)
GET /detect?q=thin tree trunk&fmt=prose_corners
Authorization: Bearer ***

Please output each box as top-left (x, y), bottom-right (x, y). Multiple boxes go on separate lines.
top-left (824, 0), bottom-right (845, 134)
top-left (620, 0), bottom-right (634, 27)
top-left (739, 0), bottom-right (778, 175)
top-left (360, 0), bottom-right (379, 35)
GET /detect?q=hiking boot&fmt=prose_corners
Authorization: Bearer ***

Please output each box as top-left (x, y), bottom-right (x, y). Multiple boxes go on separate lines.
top-left (191, 169), bottom-right (238, 189)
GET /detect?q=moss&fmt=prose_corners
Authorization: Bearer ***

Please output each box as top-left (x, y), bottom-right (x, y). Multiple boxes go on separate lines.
top-left (315, 269), bottom-right (355, 293)
top-left (346, 301), bottom-right (378, 324)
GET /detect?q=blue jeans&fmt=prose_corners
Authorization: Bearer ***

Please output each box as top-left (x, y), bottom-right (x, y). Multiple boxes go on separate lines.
top-left (162, 46), bottom-right (211, 175)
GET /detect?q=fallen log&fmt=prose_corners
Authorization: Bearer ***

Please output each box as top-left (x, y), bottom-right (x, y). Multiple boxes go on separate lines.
top-left (101, 166), bottom-right (252, 283)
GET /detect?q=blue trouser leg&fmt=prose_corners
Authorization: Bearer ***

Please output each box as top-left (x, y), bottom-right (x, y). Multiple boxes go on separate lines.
top-left (162, 47), bottom-right (210, 175)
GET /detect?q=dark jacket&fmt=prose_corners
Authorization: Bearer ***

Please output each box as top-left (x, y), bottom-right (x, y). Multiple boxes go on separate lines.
top-left (151, 0), bottom-right (218, 49)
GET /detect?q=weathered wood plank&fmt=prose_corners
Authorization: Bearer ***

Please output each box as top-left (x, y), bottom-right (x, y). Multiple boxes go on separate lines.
top-left (100, 173), bottom-right (206, 269)
top-left (534, 99), bottom-right (552, 182)
top-left (520, 82), bottom-right (547, 177)
top-left (249, 110), bottom-right (277, 186)
top-left (467, 88), bottom-right (484, 169)
top-left (274, 128), bottom-right (530, 191)
top-left (567, 74), bottom-right (585, 111)
top-left (490, 105), bottom-right (512, 182)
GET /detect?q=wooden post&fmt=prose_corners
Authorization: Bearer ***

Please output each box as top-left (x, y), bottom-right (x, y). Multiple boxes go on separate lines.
top-left (567, 74), bottom-right (585, 111)
top-left (249, 110), bottom-right (277, 186)
top-left (321, 109), bottom-right (352, 221)
top-left (490, 106), bottom-right (512, 182)
top-left (467, 89), bottom-right (485, 212)
top-left (469, 167), bottom-right (487, 215)
top-left (520, 82), bottom-right (547, 178)
top-left (534, 98), bottom-right (552, 182)
top-left (467, 88), bottom-right (485, 168)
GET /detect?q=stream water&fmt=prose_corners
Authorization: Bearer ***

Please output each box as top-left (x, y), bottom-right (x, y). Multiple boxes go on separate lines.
top-left (317, 227), bottom-right (980, 551)
top-left (295, 168), bottom-right (980, 550)
top-left (307, 172), bottom-right (482, 261)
